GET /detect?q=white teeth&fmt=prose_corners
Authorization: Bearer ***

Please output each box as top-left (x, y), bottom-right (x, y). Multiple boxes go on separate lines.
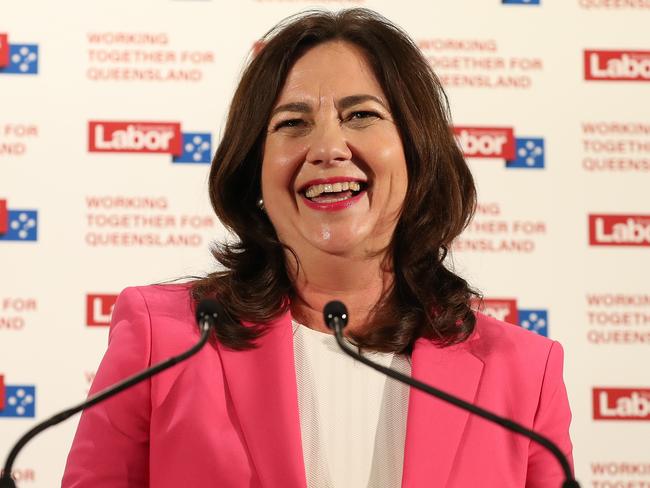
top-left (304, 181), bottom-right (362, 198)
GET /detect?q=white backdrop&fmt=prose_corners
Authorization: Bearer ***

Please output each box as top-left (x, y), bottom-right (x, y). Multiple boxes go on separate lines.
top-left (1, 0), bottom-right (649, 486)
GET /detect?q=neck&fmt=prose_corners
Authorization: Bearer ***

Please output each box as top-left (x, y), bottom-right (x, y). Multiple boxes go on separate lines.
top-left (288, 250), bottom-right (392, 335)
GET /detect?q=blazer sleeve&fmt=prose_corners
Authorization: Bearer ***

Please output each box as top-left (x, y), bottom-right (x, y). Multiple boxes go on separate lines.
top-left (526, 341), bottom-right (574, 488)
top-left (62, 287), bottom-right (152, 488)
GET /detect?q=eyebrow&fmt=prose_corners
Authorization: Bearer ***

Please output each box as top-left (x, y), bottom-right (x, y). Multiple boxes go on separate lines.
top-left (338, 94), bottom-right (387, 111)
top-left (270, 94), bottom-right (388, 118)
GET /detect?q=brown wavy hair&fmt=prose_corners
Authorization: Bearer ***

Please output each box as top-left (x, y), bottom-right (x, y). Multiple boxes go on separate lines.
top-left (192, 8), bottom-right (478, 353)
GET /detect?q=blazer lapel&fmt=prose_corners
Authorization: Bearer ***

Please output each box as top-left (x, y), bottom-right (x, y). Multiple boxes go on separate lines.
top-left (216, 312), bottom-right (306, 488)
top-left (402, 333), bottom-right (484, 488)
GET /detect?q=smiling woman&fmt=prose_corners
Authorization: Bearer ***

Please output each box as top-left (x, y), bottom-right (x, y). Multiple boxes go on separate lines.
top-left (262, 41), bottom-right (410, 337)
top-left (193, 9), bottom-right (478, 350)
top-left (63, 8), bottom-right (573, 488)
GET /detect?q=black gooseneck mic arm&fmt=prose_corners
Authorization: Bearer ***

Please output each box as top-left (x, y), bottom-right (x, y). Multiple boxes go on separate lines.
top-left (323, 300), bottom-right (580, 488)
top-left (0, 299), bottom-right (221, 488)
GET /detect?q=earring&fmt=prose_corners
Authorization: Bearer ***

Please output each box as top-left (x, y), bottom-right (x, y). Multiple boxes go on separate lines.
top-left (257, 198), bottom-right (265, 211)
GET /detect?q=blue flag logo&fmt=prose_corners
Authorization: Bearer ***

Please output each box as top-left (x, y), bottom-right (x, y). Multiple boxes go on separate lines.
top-left (173, 133), bottom-right (212, 164)
top-left (0, 385), bottom-right (36, 418)
top-left (0, 210), bottom-right (38, 241)
top-left (518, 310), bottom-right (549, 337)
top-left (0, 44), bottom-right (39, 75)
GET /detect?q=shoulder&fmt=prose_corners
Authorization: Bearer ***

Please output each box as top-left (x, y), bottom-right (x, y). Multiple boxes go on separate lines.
top-left (116, 282), bottom-right (194, 313)
top-left (114, 283), bottom-right (194, 319)
top-left (112, 283), bottom-right (198, 353)
top-left (470, 311), bottom-right (561, 368)
top-left (468, 316), bottom-right (574, 477)
top-left (469, 312), bottom-right (567, 410)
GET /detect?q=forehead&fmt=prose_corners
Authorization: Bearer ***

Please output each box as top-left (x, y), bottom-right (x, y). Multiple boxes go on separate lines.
top-left (275, 40), bottom-right (386, 104)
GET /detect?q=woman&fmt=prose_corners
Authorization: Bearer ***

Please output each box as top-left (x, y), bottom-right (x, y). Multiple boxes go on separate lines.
top-left (63, 8), bottom-right (573, 488)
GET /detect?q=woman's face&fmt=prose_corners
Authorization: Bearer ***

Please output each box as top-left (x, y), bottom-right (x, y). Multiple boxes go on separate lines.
top-left (261, 41), bottom-right (408, 261)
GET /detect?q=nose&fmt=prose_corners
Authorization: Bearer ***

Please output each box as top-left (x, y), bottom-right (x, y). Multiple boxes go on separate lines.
top-left (305, 120), bottom-right (352, 165)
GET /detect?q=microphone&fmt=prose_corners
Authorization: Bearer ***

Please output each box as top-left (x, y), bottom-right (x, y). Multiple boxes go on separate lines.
top-left (322, 300), bottom-right (580, 488)
top-left (0, 299), bottom-right (221, 488)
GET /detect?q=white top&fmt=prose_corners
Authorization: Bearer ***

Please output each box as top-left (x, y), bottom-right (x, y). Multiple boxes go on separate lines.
top-left (292, 321), bottom-right (411, 488)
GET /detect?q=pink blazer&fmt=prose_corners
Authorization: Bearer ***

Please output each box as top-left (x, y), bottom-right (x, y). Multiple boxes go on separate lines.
top-left (62, 284), bottom-right (573, 487)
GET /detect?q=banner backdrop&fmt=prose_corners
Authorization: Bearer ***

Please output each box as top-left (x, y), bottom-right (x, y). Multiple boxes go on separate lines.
top-left (2, 0), bottom-right (649, 486)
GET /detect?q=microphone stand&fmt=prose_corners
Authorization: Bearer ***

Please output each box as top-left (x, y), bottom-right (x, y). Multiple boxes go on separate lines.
top-left (325, 305), bottom-right (580, 488)
top-left (0, 301), bottom-right (219, 488)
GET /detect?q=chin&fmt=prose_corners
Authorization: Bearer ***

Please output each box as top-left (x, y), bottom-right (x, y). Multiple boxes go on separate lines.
top-left (307, 231), bottom-right (376, 257)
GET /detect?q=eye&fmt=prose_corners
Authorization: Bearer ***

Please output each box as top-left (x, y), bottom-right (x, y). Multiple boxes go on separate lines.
top-left (347, 111), bottom-right (380, 121)
top-left (273, 118), bottom-right (305, 130)
top-left (344, 111), bottom-right (382, 127)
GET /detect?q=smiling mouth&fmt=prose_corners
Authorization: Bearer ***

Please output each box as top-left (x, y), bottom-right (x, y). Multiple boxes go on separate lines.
top-left (301, 180), bottom-right (368, 203)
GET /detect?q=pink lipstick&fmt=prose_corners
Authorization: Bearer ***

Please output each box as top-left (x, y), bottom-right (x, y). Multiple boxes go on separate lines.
top-left (299, 176), bottom-right (367, 212)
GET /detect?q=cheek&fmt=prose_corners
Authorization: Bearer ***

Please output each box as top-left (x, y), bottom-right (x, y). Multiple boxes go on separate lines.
top-left (373, 144), bottom-right (408, 192)
top-left (261, 140), bottom-right (308, 194)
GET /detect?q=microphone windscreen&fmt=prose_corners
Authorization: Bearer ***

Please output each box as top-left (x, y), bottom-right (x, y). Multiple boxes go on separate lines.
top-left (323, 300), bottom-right (349, 329)
top-left (195, 299), bottom-right (222, 326)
